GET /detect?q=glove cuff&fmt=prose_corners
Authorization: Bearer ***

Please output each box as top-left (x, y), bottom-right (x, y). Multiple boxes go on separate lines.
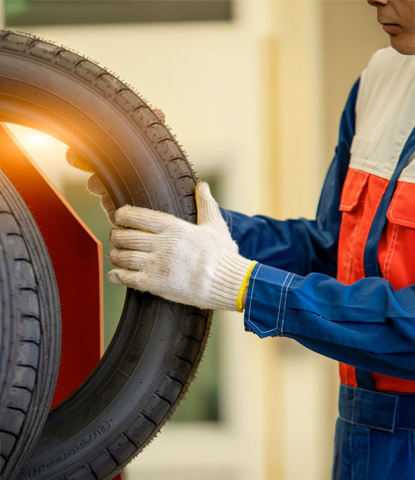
top-left (211, 255), bottom-right (257, 311)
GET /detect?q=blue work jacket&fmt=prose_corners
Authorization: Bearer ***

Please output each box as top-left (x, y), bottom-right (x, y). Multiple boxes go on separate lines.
top-left (222, 47), bottom-right (415, 386)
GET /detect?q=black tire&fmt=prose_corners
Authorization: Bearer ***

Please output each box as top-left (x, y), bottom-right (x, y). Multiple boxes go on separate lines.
top-left (0, 169), bottom-right (61, 480)
top-left (0, 30), bottom-right (213, 479)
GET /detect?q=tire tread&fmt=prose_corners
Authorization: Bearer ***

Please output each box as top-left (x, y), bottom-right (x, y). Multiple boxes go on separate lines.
top-left (0, 29), bottom-right (210, 480)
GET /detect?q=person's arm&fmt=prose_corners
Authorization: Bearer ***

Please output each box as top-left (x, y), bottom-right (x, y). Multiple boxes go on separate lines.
top-left (106, 78), bottom-right (415, 379)
top-left (243, 263), bottom-right (415, 380)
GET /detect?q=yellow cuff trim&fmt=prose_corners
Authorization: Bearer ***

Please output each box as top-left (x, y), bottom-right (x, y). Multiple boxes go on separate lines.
top-left (236, 261), bottom-right (257, 313)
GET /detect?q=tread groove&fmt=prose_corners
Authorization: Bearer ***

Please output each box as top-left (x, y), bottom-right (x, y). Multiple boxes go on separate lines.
top-left (166, 373), bottom-right (185, 385)
top-left (105, 448), bottom-right (120, 467)
top-left (141, 414), bottom-right (157, 427)
top-left (155, 393), bottom-right (172, 405)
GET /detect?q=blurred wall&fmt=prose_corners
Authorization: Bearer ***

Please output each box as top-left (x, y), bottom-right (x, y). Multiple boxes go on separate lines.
top-left (321, 1), bottom-right (389, 173)
top-left (1, 1), bottom-right (389, 479)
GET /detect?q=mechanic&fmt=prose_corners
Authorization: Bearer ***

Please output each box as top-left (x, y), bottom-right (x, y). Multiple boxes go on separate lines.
top-left (73, 0), bottom-right (415, 478)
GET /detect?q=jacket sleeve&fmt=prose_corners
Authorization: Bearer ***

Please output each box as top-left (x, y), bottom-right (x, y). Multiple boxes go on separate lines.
top-left (221, 79), bottom-right (360, 279)
top-left (245, 264), bottom-right (415, 380)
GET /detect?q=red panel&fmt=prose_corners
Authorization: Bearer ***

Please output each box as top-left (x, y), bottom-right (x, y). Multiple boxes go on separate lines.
top-left (0, 124), bottom-right (103, 405)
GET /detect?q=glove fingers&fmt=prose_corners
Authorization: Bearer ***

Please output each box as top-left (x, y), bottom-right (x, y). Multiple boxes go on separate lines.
top-left (87, 174), bottom-right (108, 196)
top-left (108, 268), bottom-right (148, 292)
top-left (66, 148), bottom-right (95, 173)
top-left (110, 228), bottom-right (155, 252)
top-left (109, 248), bottom-right (147, 271)
top-left (114, 205), bottom-right (179, 233)
top-left (101, 193), bottom-right (116, 218)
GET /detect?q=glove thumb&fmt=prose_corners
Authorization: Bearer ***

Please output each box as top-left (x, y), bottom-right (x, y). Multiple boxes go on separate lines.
top-left (195, 182), bottom-right (225, 227)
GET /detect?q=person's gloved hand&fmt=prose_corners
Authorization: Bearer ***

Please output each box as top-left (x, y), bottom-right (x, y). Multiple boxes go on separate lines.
top-left (108, 182), bottom-right (256, 311)
top-left (66, 149), bottom-right (117, 224)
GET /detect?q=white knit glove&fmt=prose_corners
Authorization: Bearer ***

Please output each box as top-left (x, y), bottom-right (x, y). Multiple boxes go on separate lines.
top-left (66, 149), bottom-right (116, 224)
top-left (108, 182), bottom-right (256, 311)
top-left (86, 174), bottom-right (117, 225)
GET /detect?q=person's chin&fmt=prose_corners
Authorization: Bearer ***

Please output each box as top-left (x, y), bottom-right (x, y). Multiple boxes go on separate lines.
top-left (390, 38), bottom-right (415, 56)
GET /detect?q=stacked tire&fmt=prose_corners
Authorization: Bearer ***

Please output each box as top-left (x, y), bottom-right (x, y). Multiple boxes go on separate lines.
top-left (0, 170), bottom-right (61, 480)
top-left (0, 30), bottom-right (212, 479)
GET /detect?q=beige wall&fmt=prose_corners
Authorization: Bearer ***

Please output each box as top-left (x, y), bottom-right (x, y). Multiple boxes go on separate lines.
top-left (322, 1), bottom-right (389, 170)
top-left (265, 0), bottom-right (388, 222)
